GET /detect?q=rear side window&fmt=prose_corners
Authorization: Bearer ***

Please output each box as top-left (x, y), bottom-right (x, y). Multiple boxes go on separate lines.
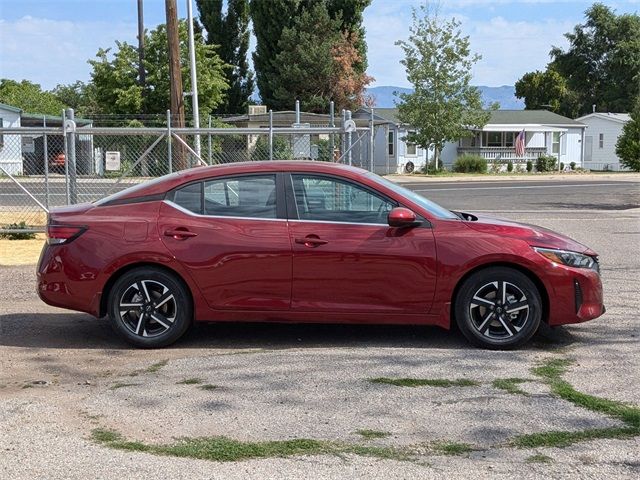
top-left (169, 175), bottom-right (277, 219)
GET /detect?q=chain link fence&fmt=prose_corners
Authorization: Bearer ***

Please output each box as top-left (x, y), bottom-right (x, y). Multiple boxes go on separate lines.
top-left (0, 112), bottom-right (374, 232)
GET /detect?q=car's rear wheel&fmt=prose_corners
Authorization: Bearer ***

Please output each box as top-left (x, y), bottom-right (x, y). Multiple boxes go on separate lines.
top-left (454, 267), bottom-right (542, 349)
top-left (108, 267), bottom-right (192, 348)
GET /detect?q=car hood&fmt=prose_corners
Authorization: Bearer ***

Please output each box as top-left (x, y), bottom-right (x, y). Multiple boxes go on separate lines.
top-left (461, 212), bottom-right (595, 255)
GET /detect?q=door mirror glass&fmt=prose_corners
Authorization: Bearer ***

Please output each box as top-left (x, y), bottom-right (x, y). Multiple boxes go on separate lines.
top-left (388, 207), bottom-right (420, 227)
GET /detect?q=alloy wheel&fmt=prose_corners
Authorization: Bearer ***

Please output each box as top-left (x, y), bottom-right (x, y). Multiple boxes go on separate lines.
top-left (118, 280), bottom-right (177, 338)
top-left (468, 281), bottom-right (530, 340)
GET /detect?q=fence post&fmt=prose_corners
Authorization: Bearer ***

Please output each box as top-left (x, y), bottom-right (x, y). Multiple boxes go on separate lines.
top-left (268, 110), bottom-right (273, 161)
top-left (346, 110), bottom-right (352, 166)
top-left (341, 109), bottom-right (346, 164)
top-left (43, 115), bottom-right (50, 209)
top-left (208, 115), bottom-right (212, 165)
top-left (369, 107), bottom-right (375, 173)
top-left (63, 108), bottom-right (78, 204)
top-left (166, 110), bottom-right (172, 174)
top-left (329, 101), bottom-right (334, 162)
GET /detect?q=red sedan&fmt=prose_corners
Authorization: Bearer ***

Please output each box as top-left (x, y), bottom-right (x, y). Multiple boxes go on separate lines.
top-left (37, 162), bottom-right (604, 349)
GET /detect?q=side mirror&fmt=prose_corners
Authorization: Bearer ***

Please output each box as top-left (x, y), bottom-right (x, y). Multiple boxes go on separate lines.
top-left (387, 207), bottom-right (421, 228)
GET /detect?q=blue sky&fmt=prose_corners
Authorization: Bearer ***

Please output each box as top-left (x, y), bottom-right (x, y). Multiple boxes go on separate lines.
top-left (1, 0), bottom-right (638, 91)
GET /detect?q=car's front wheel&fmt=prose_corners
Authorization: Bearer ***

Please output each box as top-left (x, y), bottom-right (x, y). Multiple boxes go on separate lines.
top-left (108, 267), bottom-right (192, 348)
top-left (454, 267), bottom-right (542, 349)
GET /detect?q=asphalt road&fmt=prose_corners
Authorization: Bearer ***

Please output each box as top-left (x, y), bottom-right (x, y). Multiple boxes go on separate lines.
top-left (1, 175), bottom-right (639, 479)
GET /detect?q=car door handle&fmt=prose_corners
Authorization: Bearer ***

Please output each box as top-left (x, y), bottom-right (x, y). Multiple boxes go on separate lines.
top-left (295, 236), bottom-right (328, 247)
top-left (164, 228), bottom-right (198, 240)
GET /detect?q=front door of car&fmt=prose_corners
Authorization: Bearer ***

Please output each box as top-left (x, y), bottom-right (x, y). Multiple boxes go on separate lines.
top-left (287, 173), bottom-right (437, 314)
top-left (159, 173), bottom-right (291, 311)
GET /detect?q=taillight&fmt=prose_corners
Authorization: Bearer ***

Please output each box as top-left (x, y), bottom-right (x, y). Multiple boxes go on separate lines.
top-left (46, 224), bottom-right (87, 245)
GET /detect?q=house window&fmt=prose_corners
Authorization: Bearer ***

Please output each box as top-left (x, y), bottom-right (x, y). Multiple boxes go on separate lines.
top-left (388, 131), bottom-right (394, 156)
top-left (552, 132), bottom-right (560, 154)
top-left (504, 132), bottom-right (515, 147)
top-left (599, 133), bottom-right (604, 149)
top-left (406, 140), bottom-right (417, 156)
top-left (484, 131), bottom-right (502, 147)
top-left (0, 117), bottom-right (3, 149)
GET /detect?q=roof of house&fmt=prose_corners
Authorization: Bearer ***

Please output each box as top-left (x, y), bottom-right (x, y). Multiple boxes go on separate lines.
top-left (575, 112), bottom-right (631, 124)
top-left (357, 108), bottom-right (584, 128)
top-left (0, 102), bottom-right (22, 114)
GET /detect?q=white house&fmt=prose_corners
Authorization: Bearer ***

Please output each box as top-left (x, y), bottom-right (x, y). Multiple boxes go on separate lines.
top-left (575, 112), bottom-right (630, 171)
top-left (441, 110), bottom-right (586, 169)
top-left (0, 102), bottom-right (23, 175)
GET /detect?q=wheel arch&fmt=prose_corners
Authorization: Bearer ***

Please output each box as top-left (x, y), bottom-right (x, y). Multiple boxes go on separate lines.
top-left (99, 262), bottom-right (194, 319)
top-left (450, 262), bottom-right (550, 326)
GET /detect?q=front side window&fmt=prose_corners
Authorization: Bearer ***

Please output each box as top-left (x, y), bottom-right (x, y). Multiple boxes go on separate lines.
top-left (170, 174), bottom-right (277, 219)
top-left (291, 174), bottom-right (395, 224)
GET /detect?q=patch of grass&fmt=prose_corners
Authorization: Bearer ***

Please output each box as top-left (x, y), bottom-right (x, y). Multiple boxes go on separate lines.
top-left (531, 358), bottom-right (574, 380)
top-left (355, 429), bottom-right (391, 440)
top-left (145, 359), bottom-right (169, 374)
top-left (526, 453), bottom-right (553, 463)
top-left (512, 426), bottom-right (638, 448)
top-left (431, 441), bottom-right (474, 456)
top-left (92, 428), bottom-right (411, 463)
top-left (368, 377), bottom-right (480, 388)
top-left (199, 384), bottom-right (219, 391)
top-left (21, 384), bottom-right (34, 389)
top-left (177, 378), bottom-right (202, 385)
top-left (110, 382), bottom-right (139, 390)
top-left (492, 378), bottom-right (531, 396)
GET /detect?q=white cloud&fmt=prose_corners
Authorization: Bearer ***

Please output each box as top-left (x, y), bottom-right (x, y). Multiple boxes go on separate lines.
top-left (364, 6), bottom-right (574, 87)
top-left (0, 16), bottom-right (136, 90)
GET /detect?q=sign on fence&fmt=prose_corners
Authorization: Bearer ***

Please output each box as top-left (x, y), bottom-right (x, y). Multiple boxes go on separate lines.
top-left (21, 136), bottom-right (35, 153)
top-left (105, 151), bottom-right (121, 171)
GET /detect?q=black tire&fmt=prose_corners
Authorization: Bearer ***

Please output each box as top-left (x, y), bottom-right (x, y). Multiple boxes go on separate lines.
top-left (108, 267), bottom-right (192, 348)
top-left (454, 267), bottom-right (542, 349)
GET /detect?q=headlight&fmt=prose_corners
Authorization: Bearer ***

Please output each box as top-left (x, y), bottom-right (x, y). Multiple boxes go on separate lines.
top-left (534, 247), bottom-right (599, 272)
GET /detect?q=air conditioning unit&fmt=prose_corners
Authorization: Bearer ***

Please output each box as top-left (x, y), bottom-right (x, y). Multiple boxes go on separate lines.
top-left (248, 105), bottom-right (267, 115)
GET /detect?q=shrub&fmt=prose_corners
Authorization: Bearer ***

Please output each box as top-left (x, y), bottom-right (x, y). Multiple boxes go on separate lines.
top-left (251, 136), bottom-right (293, 161)
top-left (560, 162), bottom-right (565, 170)
top-left (570, 161), bottom-right (576, 170)
top-left (0, 221), bottom-right (36, 240)
top-left (616, 105), bottom-right (640, 171)
top-left (526, 160), bottom-right (533, 172)
top-left (536, 155), bottom-right (557, 172)
top-left (452, 154), bottom-right (487, 173)
top-left (507, 161), bottom-right (514, 172)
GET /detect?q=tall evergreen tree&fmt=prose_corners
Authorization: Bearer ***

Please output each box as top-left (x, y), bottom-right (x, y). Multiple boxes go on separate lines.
top-left (197, 0), bottom-right (254, 114)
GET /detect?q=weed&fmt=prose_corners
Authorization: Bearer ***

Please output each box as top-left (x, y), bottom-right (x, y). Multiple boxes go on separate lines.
top-left (177, 378), bottom-right (202, 385)
top-left (355, 429), bottom-right (391, 440)
top-left (199, 384), bottom-right (219, 391)
top-left (526, 453), bottom-right (553, 463)
top-left (531, 358), bottom-right (574, 380)
top-left (431, 441), bottom-right (473, 456)
top-left (492, 378), bottom-right (530, 396)
top-left (110, 382), bottom-right (139, 390)
top-left (369, 377), bottom-right (479, 388)
top-left (512, 427), bottom-right (637, 448)
top-left (145, 359), bottom-right (169, 374)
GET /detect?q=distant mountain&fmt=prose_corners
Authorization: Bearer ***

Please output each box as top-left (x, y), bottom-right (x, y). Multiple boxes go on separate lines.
top-left (365, 85), bottom-right (525, 110)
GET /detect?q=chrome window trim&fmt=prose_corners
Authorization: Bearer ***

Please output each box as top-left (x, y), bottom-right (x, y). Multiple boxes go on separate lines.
top-left (163, 200), bottom-right (286, 222)
top-left (288, 219), bottom-right (389, 227)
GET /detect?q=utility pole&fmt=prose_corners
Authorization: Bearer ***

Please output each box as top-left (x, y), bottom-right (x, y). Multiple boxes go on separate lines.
top-left (165, 0), bottom-right (186, 169)
top-left (186, 0), bottom-right (201, 157)
top-left (137, 0), bottom-right (145, 93)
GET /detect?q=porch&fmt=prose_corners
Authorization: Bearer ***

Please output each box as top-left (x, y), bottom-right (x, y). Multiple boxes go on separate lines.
top-left (457, 146), bottom-right (547, 162)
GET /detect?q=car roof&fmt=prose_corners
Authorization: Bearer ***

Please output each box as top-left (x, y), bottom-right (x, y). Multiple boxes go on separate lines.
top-left (103, 161), bottom-right (371, 203)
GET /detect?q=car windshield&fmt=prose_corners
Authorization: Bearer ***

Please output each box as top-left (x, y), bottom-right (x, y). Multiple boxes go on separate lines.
top-left (365, 173), bottom-right (458, 219)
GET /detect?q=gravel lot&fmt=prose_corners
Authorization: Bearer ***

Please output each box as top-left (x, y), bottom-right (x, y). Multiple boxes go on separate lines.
top-left (1, 176), bottom-right (639, 479)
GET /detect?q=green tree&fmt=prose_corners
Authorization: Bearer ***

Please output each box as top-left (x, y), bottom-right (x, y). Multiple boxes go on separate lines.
top-left (89, 21), bottom-right (228, 119)
top-left (250, 0), bottom-right (371, 110)
top-left (514, 69), bottom-right (579, 117)
top-left (273, 3), bottom-right (371, 112)
top-left (51, 81), bottom-right (99, 117)
top-left (616, 104), bottom-right (640, 171)
top-left (395, 4), bottom-right (491, 169)
top-left (0, 79), bottom-right (65, 116)
top-left (516, 3), bottom-right (640, 116)
top-left (197, 0), bottom-right (254, 113)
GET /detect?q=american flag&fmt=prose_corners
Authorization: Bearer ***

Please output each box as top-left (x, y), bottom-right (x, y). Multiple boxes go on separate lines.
top-left (515, 130), bottom-right (526, 157)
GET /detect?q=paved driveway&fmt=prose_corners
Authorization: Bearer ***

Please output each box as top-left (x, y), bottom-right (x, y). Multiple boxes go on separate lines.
top-left (1, 176), bottom-right (638, 479)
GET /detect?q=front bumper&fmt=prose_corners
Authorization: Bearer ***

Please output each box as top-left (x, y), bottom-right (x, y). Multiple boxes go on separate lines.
top-left (546, 265), bottom-right (604, 326)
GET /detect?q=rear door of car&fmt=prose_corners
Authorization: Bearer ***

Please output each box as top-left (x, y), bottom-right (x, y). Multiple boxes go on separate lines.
top-left (286, 172), bottom-right (437, 314)
top-left (159, 173), bottom-right (292, 311)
